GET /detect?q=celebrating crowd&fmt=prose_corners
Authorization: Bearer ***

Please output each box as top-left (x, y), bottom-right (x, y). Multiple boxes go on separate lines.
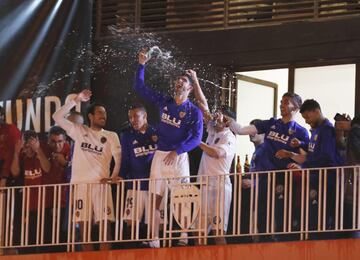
top-left (0, 50), bottom-right (359, 254)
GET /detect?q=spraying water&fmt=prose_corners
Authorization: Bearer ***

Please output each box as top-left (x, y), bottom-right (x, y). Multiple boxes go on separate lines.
top-left (26, 23), bottom-right (228, 130)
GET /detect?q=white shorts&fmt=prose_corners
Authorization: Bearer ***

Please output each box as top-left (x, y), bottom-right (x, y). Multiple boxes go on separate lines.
top-left (123, 189), bottom-right (148, 223)
top-left (150, 150), bottom-right (190, 196)
top-left (196, 178), bottom-right (232, 233)
top-left (72, 183), bottom-right (115, 223)
top-left (123, 189), bottom-right (165, 225)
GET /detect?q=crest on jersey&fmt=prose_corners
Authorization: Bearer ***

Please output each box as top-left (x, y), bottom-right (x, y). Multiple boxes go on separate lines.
top-left (179, 111), bottom-right (186, 118)
top-left (288, 128), bottom-right (295, 135)
top-left (214, 137), bottom-right (220, 144)
top-left (314, 134), bottom-right (318, 141)
top-left (151, 135), bottom-right (158, 142)
top-left (100, 136), bottom-right (107, 144)
top-left (163, 106), bottom-right (168, 111)
top-left (171, 184), bottom-right (200, 230)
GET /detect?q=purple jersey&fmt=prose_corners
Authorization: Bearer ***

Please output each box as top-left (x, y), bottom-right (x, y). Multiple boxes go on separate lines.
top-left (134, 64), bottom-right (203, 154)
top-left (250, 143), bottom-right (266, 172)
top-left (120, 125), bottom-right (158, 190)
top-left (254, 118), bottom-right (309, 171)
top-left (303, 118), bottom-right (343, 168)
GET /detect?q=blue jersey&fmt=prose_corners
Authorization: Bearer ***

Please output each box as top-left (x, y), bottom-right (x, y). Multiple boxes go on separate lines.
top-left (303, 118), bottom-right (343, 169)
top-left (119, 125), bottom-right (158, 190)
top-left (254, 118), bottom-right (309, 171)
top-left (134, 64), bottom-right (203, 154)
top-left (250, 143), bottom-right (266, 172)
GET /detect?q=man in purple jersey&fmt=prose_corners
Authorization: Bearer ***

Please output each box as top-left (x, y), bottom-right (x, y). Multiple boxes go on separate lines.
top-left (276, 99), bottom-right (343, 231)
top-left (133, 50), bottom-right (203, 247)
top-left (120, 104), bottom-right (158, 243)
top-left (224, 92), bottom-right (309, 237)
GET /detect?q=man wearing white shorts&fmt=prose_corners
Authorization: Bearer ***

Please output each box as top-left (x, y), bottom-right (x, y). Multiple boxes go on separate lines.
top-left (192, 72), bottom-right (236, 245)
top-left (53, 89), bottom-right (121, 251)
top-left (120, 104), bottom-right (158, 240)
top-left (134, 51), bottom-right (203, 247)
top-left (197, 119), bottom-right (235, 245)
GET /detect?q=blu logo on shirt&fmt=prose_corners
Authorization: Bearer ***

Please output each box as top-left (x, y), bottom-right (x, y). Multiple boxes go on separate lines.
top-left (81, 142), bottom-right (104, 154)
top-left (308, 142), bottom-right (315, 152)
top-left (161, 112), bottom-right (181, 128)
top-left (24, 168), bottom-right (42, 178)
top-left (267, 131), bottom-right (290, 144)
top-left (133, 144), bottom-right (157, 157)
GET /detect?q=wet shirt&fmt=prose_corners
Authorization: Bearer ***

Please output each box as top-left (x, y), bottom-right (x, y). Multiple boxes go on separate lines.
top-left (120, 125), bottom-right (158, 190)
top-left (303, 118), bottom-right (343, 168)
top-left (134, 64), bottom-right (203, 154)
top-left (254, 118), bottom-right (309, 171)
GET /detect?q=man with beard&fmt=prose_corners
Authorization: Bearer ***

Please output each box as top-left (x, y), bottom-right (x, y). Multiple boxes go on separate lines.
top-left (133, 50), bottom-right (203, 248)
top-left (53, 90), bottom-right (121, 251)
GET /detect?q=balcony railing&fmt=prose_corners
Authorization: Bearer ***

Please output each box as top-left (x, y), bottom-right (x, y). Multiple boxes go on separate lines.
top-left (93, 0), bottom-right (360, 38)
top-left (0, 165), bottom-right (359, 253)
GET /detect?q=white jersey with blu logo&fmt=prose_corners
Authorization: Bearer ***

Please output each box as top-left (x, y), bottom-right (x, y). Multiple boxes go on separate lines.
top-left (67, 123), bottom-right (121, 183)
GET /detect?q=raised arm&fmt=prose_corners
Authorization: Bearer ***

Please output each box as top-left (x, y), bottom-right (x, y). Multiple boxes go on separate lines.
top-left (28, 138), bottom-right (51, 173)
top-left (134, 50), bottom-right (167, 106)
top-left (186, 69), bottom-right (212, 123)
top-left (225, 117), bottom-right (258, 135)
top-left (53, 89), bottom-right (91, 133)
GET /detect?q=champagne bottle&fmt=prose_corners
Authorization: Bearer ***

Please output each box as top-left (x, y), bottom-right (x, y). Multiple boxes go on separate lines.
top-left (236, 155), bottom-right (242, 174)
top-left (244, 154), bottom-right (250, 173)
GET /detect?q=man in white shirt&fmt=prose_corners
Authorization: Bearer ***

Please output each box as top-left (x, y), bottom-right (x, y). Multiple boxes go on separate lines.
top-left (53, 89), bottom-right (121, 251)
top-left (190, 70), bottom-right (236, 245)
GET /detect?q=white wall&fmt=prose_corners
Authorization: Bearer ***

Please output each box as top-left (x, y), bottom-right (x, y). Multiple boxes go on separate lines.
top-left (235, 69), bottom-right (288, 165)
top-left (294, 64), bottom-right (356, 128)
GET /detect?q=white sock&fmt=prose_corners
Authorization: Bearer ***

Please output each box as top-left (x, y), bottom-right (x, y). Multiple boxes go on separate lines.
top-left (153, 209), bottom-right (160, 239)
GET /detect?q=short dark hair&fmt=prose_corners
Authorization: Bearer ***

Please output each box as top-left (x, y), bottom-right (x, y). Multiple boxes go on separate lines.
top-left (300, 99), bottom-right (321, 113)
top-left (283, 92), bottom-right (302, 109)
top-left (48, 126), bottom-right (66, 137)
top-left (250, 119), bottom-right (262, 125)
top-left (220, 105), bottom-right (236, 120)
top-left (23, 130), bottom-right (38, 142)
top-left (129, 103), bottom-right (146, 113)
top-left (351, 115), bottom-right (360, 126)
top-left (86, 102), bottom-right (106, 122)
